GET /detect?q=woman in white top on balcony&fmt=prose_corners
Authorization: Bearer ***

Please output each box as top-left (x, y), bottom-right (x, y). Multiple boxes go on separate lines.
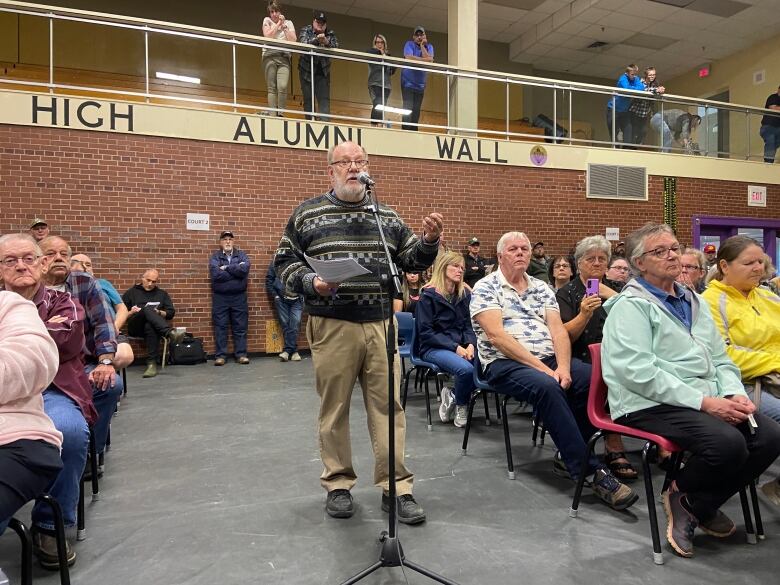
top-left (262, 1), bottom-right (296, 116)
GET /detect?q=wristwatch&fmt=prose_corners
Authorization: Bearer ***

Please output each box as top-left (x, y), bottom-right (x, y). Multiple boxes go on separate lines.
top-left (99, 358), bottom-right (114, 366)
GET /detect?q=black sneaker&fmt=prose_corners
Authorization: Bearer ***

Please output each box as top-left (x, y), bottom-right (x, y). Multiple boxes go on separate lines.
top-left (552, 451), bottom-right (592, 487)
top-left (698, 509), bottom-right (735, 538)
top-left (382, 493), bottom-right (426, 525)
top-left (591, 467), bottom-right (639, 511)
top-left (326, 489), bottom-right (354, 518)
top-left (662, 490), bottom-right (698, 557)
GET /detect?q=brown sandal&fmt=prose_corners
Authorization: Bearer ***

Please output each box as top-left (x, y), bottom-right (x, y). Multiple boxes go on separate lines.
top-left (605, 451), bottom-right (638, 481)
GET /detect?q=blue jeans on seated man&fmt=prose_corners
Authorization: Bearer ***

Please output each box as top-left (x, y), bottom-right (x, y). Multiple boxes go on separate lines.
top-left (213, 291), bottom-right (249, 359)
top-left (274, 297), bottom-right (303, 354)
top-left (485, 356), bottom-right (599, 480)
top-left (421, 349), bottom-right (475, 406)
top-left (32, 388), bottom-right (89, 530)
top-left (85, 363), bottom-right (123, 455)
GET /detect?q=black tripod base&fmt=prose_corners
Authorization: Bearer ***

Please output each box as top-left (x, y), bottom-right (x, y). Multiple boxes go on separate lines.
top-left (339, 531), bottom-right (460, 585)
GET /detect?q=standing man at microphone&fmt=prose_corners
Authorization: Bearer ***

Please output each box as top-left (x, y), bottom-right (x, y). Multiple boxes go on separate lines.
top-left (275, 141), bottom-right (443, 524)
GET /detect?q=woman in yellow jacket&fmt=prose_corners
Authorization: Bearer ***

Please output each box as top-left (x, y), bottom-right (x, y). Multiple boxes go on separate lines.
top-left (701, 235), bottom-right (780, 506)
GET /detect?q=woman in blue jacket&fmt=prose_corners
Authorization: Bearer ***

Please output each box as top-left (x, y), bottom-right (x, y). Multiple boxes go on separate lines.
top-left (417, 251), bottom-right (477, 427)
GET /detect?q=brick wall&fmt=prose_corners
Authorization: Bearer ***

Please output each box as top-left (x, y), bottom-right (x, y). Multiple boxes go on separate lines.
top-left (2, 124), bottom-right (778, 355)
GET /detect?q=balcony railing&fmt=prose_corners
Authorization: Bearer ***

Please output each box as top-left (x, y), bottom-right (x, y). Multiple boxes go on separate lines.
top-left (1, 1), bottom-right (778, 161)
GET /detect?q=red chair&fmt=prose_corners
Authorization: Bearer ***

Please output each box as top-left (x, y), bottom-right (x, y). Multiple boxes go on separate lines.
top-left (569, 343), bottom-right (762, 565)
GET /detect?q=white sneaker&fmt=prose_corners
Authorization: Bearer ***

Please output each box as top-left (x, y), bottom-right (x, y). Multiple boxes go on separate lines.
top-left (761, 478), bottom-right (780, 506)
top-left (290, 352), bottom-right (302, 361)
top-left (454, 405), bottom-right (468, 428)
top-left (279, 351), bottom-right (289, 362)
top-left (438, 386), bottom-right (455, 422)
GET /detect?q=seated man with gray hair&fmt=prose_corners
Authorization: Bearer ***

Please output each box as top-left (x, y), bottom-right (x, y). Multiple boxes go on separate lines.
top-left (122, 269), bottom-right (184, 378)
top-left (470, 231), bottom-right (638, 510)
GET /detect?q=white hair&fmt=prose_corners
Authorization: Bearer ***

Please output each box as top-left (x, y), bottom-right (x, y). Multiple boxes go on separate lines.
top-left (496, 231), bottom-right (530, 255)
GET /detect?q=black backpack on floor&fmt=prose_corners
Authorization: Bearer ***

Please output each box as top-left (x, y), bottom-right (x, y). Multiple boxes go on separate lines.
top-left (169, 333), bottom-right (207, 365)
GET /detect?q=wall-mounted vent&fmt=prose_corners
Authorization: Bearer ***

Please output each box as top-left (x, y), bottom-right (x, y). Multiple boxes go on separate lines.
top-left (587, 41), bottom-right (609, 49)
top-left (587, 164), bottom-right (647, 200)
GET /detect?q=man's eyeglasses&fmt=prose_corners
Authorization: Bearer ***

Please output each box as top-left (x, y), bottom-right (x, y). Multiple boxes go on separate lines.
top-left (1, 254), bottom-right (39, 267)
top-left (330, 159), bottom-right (368, 169)
top-left (641, 244), bottom-right (681, 259)
top-left (680, 264), bottom-right (703, 271)
top-left (553, 263), bottom-right (570, 269)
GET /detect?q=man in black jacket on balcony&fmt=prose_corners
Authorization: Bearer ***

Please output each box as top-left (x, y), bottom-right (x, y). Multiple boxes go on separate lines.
top-left (298, 10), bottom-right (338, 120)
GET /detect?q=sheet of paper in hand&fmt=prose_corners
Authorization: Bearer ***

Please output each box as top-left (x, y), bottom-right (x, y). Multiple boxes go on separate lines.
top-left (304, 254), bottom-right (372, 284)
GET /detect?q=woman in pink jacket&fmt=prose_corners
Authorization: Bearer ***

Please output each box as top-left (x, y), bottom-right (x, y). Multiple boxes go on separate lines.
top-left (0, 291), bottom-right (63, 530)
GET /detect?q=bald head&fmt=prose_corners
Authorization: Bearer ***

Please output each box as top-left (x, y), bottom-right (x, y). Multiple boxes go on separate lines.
top-left (141, 269), bottom-right (159, 291)
top-left (71, 253), bottom-right (93, 275)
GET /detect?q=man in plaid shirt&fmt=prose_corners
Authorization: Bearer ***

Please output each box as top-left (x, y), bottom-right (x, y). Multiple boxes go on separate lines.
top-left (40, 236), bottom-right (122, 460)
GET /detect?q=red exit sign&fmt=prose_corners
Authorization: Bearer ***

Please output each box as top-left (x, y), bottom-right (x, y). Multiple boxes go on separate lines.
top-left (698, 65), bottom-right (711, 78)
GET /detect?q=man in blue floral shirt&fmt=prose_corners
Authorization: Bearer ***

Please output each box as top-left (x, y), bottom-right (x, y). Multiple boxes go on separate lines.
top-left (470, 231), bottom-right (637, 511)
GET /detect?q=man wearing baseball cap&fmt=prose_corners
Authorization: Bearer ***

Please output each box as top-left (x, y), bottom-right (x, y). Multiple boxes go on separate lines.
top-left (29, 218), bottom-right (50, 242)
top-left (463, 237), bottom-right (487, 288)
top-left (528, 241), bottom-right (550, 283)
top-left (208, 231), bottom-right (251, 365)
top-left (401, 26), bottom-right (434, 131)
top-left (702, 243), bottom-right (717, 269)
top-left (297, 10), bottom-right (339, 120)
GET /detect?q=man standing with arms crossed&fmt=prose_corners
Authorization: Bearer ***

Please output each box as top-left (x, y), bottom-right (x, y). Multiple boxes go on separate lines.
top-left (275, 141), bottom-right (443, 523)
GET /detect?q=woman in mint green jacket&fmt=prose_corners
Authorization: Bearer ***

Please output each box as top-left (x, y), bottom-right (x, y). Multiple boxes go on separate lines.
top-left (601, 223), bottom-right (780, 559)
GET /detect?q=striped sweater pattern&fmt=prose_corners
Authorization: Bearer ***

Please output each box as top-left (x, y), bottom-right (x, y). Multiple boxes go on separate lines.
top-left (275, 190), bottom-right (439, 322)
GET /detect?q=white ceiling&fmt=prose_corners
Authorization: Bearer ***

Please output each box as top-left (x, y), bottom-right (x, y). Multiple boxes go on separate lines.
top-left (288, 0), bottom-right (780, 79)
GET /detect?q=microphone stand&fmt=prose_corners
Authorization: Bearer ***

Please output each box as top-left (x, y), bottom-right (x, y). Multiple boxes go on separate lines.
top-left (338, 184), bottom-right (459, 585)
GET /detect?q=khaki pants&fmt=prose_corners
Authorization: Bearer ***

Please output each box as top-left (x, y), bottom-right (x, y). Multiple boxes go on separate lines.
top-left (307, 315), bottom-right (413, 494)
top-left (262, 52), bottom-right (291, 112)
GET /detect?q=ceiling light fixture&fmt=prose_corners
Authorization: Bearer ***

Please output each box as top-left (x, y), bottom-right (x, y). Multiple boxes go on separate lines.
top-left (374, 104), bottom-right (412, 116)
top-left (155, 72), bottom-right (201, 84)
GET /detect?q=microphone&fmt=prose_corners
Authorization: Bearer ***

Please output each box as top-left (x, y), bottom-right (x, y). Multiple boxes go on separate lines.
top-left (357, 171), bottom-right (376, 187)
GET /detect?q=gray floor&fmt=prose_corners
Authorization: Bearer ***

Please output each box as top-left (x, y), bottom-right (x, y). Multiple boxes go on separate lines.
top-left (2, 357), bottom-right (780, 585)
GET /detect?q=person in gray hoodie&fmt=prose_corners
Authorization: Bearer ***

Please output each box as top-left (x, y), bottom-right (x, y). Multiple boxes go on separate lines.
top-left (601, 223), bottom-right (780, 559)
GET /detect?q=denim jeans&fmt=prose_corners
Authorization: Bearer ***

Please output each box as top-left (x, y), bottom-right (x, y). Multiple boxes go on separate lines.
top-left (650, 112), bottom-right (672, 152)
top-left (32, 388), bottom-right (89, 529)
top-left (274, 297), bottom-right (303, 354)
top-left (485, 356), bottom-right (599, 480)
top-left (760, 124), bottom-right (780, 163)
top-left (747, 386), bottom-right (780, 423)
top-left (85, 363), bottom-right (123, 455)
top-left (213, 291), bottom-right (248, 358)
top-left (606, 109), bottom-right (633, 148)
top-left (421, 349), bottom-right (475, 406)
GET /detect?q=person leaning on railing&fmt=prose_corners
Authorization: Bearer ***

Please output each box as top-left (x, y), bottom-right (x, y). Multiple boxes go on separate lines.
top-left (701, 235), bottom-right (780, 507)
top-left (367, 34), bottom-right (396, 127)
top-left (661, 110), bottom-right (701, 154)
top-left (630, 66), bottom-right (665, 147)
top-left (606, 64), bottom-right (644, 148)
top-left (401, 26), bottom-right (434, 131)
top-left (297, 10), bottom-right (339, 120)
top-left (759, 84), bottom-right (780, 163)
top-left (261, 1), bottom-right (296, 116)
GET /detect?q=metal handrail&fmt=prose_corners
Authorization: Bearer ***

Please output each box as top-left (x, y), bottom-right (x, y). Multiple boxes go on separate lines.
top-left (1, 0), bottom-right (778, 158)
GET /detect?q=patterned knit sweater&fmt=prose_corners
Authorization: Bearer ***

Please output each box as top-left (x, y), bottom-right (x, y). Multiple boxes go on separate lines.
top-left (275, 190), bottom-right (439, 322)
